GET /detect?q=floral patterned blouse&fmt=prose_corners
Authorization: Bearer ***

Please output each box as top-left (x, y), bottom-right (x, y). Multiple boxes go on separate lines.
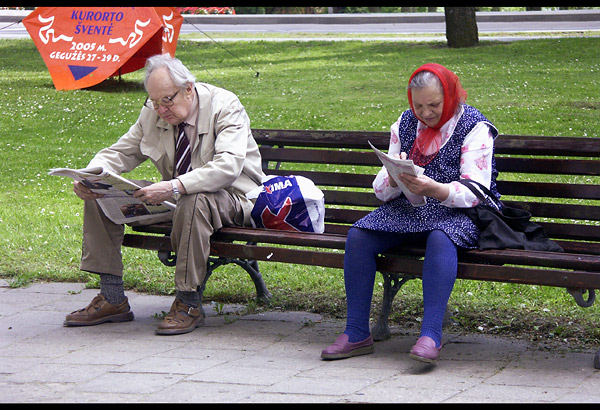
top-left (373, 104), bottom-right (497, 208)
top-left (353, 104), bottom-right (498, 248)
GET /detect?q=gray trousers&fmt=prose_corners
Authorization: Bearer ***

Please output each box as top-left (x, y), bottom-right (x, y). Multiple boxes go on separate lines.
top-left (80, 190), bottom-right (249, 292)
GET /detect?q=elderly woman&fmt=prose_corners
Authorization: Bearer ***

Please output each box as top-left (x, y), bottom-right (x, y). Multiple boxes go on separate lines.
top-left (321, 63), bottom-right (499, 363)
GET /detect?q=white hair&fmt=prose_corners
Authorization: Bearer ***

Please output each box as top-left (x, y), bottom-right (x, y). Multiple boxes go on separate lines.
top-left (408, 70), bottom-right (442, 94)
top-left (143, 54), bottom-right (196, 91)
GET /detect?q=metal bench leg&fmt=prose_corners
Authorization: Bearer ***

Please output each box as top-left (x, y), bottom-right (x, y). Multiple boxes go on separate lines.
top-left (565, 288), bottom-right (599, 369)
top-left (158, 250), bottom-right (176, 267)
top-left (229, 258), bottom-right (271, 304)
top-left (206, 255), bottom-right (272, 304)
top-left (567, 287), bottom-right (596, 308)
top-left (372, 272), bottom-right (415, 341)
top-left (157, 240), bottom-right (271, 303)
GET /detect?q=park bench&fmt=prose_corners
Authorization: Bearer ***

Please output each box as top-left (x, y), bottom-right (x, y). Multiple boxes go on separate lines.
top-left (122, 128), bottom-right (600, 367)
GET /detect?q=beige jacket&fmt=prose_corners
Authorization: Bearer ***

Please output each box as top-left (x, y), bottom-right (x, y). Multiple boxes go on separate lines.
top-left (88, 82), bottom-right (264, 222)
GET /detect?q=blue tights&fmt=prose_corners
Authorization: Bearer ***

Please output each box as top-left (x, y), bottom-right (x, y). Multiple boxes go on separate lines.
top-left (343, 227), bottom-right (458, 347)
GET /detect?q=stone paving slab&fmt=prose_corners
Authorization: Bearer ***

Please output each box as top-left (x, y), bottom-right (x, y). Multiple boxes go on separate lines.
top-left (1, 281), bottom-right (599, 403)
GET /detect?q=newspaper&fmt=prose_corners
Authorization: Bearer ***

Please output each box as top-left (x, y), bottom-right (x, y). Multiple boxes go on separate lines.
top-left (368, 141), bottom-right (427, 206)
top-left (48, 167), bottom-right (175, 224)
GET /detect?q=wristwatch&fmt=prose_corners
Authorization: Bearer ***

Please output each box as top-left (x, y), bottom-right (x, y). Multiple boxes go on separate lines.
top-left (171, 179), bottom-right (181, 201)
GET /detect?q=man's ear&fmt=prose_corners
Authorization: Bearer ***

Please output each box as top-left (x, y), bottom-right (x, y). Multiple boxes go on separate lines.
top-left (185, 82), bottom-right (194, 95)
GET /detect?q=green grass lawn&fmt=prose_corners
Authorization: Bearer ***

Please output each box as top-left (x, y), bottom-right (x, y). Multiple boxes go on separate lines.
top-left (1, 37), bottom-right (599, 348)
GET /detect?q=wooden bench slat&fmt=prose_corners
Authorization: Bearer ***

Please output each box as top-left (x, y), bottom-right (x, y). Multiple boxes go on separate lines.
top-left (456, 247), bottom-right (600, 271)
top-left (123, 233), bottom-right (170, 252)
top-left (503, 201), bottom-right (600, 221)
top-left (324, 209), bottom-right (370, 225)
top-left (494, 135), bottom-right (600, 157)
top-left (539, 222), bottom-right (600, 242)
top-left (497, 181), bottom-right (600, 200)
top-left (212, 226), bottom-right (347, 249)
top-left (317, 191), bottom-right (600, 222)
top-left (260, 146), bottom-right (380, 166)
top-left (456, 264), bottom-right (600, 289)
top-left (254, 130), bottom-right (600, 157)
top-left (554, 240), bottom-right (600, 255)
top-left (208, 240), bottom-right (600, 290)
top-left (496, 157), bottom-right (600, 176)
top-left (322, 190), bottom-right (382, 207)
top-left (210, 241), bottom-right (345, 269)
top-left (211, 227), bottom-right (600, 271)
top-left (261, 148), bottom-right (600, 176)
top-left (263, 169), bottom-right (375, 188)
top-left (254, 129), bottom-right (390, 149)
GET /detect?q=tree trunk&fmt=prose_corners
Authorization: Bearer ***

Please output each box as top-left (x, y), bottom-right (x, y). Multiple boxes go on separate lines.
top-left (445, 7), bottom-right (479, 48)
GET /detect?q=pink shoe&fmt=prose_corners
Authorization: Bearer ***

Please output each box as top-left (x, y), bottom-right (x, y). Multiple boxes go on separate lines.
top-left (409, 336), bottom-right (442, 363)
top-left (321, 333), bottom-right (374, 360)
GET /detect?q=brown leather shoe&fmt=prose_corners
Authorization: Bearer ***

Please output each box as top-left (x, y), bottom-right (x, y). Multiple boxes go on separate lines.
top-left (155, 298), bottom-right (205, 336)
top-left (64, 294), bottom-right (134, 327)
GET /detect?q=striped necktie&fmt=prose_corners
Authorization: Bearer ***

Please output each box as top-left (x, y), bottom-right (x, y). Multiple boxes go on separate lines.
top-left (175, 122), bottom-right (192, 176)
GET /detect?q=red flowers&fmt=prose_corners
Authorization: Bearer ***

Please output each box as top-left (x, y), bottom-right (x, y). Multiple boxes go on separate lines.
top-left (175, 7), bottom-right (235, 15)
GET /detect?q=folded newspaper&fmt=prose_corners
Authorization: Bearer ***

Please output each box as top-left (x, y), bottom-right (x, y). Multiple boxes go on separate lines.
top-left (48, 167), bottom-right (175, 224)
top-left (368, 141), bottom-right (427, 206)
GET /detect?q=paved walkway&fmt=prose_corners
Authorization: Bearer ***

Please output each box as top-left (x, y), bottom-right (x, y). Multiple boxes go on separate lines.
top-left (1, 281), bottom-right (599, 403)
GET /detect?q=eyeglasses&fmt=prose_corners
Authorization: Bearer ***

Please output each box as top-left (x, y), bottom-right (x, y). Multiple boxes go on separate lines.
top-left (144, 90), bottom-right (180, 110)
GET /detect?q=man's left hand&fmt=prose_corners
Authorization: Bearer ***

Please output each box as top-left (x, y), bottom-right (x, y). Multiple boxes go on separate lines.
top-left (133, 181), bottom-right (174, 204)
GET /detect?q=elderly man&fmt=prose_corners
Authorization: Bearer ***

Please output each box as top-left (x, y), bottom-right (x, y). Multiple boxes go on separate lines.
top-left (64, 54), bottom-right (264, 335)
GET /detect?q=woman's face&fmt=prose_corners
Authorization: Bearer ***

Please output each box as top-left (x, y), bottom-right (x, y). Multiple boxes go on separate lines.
top-left (411, 85), bottom-right (444, 128)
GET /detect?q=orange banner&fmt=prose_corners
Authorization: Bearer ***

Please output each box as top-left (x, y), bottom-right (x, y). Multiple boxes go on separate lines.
top-left (23, 7), bottom-right (183, 90)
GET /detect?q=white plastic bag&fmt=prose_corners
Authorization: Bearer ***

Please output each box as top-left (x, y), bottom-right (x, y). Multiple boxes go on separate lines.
top-left (246, 175), bottom-right (325, 233)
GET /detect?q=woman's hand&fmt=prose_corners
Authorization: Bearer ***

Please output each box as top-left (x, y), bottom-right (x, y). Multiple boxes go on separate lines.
top-left (387, 152), bottom-right (408, 188)
top-left (397, 173), bottom-right (449, 202)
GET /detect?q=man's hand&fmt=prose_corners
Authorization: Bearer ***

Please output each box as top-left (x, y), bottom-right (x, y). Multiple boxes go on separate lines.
top-left (73, 180), bottom-right (104, 201)
top-left (133, 180), bottom-right (177, 205)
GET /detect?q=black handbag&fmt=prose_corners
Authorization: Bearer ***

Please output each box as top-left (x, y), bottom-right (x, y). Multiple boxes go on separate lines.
top-left (458, 179), bottom-right (563, 252)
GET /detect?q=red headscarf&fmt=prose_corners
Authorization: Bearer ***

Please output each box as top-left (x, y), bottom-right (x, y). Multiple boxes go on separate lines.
top-left (407, 63), bottom-right (467, 165)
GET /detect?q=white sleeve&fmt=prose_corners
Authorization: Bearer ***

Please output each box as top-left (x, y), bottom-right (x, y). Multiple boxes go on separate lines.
top-left (373, 118), bottom-right (405, 202)
top-left (441, 122), bottom-right (496, 208)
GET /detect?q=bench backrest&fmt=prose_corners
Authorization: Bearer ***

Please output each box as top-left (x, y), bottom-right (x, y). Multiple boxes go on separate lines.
top-left (253, 129), bottom-right (600, 255)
